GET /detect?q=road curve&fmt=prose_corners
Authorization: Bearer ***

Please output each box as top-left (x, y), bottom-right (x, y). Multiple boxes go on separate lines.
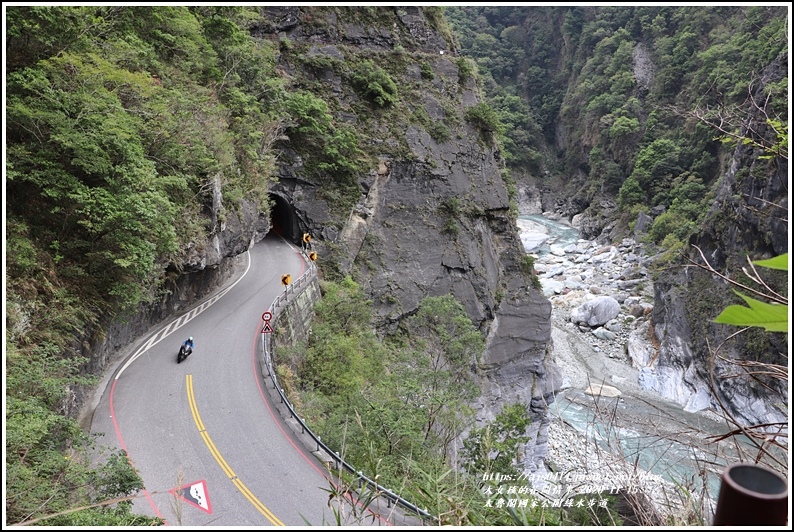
top-left (89, 235), bottom-right (353, 526)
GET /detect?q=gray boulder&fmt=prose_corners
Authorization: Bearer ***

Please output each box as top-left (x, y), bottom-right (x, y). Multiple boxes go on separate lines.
top-left (570, 296), bottom-right (621, 327)
top-left (592, 327), bottom-right (617, 341)
top-left (540, 278), bottom-right (564, 297)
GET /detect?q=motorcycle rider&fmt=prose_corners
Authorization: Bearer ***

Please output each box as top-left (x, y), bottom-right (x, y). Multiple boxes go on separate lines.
top-left (182, 336), bottom-right (195, 356)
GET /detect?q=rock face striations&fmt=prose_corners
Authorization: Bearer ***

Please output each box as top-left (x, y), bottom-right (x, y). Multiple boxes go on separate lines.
top-left (649, 52), bottom-right (789, 429)
top-left (254, 6), bottom-right (560, 469)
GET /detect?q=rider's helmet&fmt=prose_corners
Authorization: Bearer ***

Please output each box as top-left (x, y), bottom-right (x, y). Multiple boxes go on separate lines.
top-left (189, 337), bottom-right (193, 342)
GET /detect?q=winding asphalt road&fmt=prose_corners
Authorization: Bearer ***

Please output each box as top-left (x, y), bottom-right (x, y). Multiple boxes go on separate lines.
top-left (89, 235), bottom-right (375, 526)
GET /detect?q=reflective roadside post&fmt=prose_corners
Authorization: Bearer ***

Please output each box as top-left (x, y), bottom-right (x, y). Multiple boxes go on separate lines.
top-left (713, 463), bottom-right (788, 525)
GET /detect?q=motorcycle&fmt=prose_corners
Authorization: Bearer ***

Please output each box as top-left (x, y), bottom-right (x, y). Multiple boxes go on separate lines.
top-left (177, 344), bottom-right (193, 364)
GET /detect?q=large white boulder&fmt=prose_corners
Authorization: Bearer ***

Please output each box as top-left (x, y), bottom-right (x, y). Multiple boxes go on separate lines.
top-left (570, 296), bottom-right (621, 327)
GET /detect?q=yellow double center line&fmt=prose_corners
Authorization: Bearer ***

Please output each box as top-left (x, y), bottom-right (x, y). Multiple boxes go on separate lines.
top-left (186, 374), bottom-right (284, 526)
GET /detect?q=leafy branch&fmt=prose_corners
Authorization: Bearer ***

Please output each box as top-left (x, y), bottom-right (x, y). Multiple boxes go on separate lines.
top-left (685, 246), bottom-right (788, 471)
top-left (686, 246), bottom-right (788, 332)
top-left (13, 493), bottom-right (164, 526)
top-left (684, 80), bottom-right (788, 161)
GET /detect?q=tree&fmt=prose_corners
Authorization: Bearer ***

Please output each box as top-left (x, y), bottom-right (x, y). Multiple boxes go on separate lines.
top-left (464, 102), bottom-right (503, 138)
top-left (462, 403), bottom-right (532, 477)
top-left (403, 295), bottom-right (483, 449)
top-left (299, 277), bottom-right (381, 396)
top-left (6, 52), bottom-right (180, 308)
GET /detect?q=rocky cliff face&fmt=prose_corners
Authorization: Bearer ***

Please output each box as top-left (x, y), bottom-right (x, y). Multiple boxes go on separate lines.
top-left (255, 6), bottom-right (560, 469)
top-left (647, 169), bottom-right (787, 428)
top-left (648, 53), bottom-right (788, 428)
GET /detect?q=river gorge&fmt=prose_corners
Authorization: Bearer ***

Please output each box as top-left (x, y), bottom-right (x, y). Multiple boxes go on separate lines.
top-left (517, 213), bottom-right (774, 522)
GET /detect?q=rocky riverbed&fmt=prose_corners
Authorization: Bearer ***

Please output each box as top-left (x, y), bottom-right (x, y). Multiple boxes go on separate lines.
top-left (521, 216), bottom-right (741, 523)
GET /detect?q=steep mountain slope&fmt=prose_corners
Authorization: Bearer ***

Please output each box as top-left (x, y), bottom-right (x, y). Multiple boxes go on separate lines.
top-left (5, 6), bottom-right (562, 525)
top-left (252, 5), bottom-right (559, 470)
top-left (5, 6), bottom-right (786, 525)
top-left (447, 4), bottom-right (788, 430)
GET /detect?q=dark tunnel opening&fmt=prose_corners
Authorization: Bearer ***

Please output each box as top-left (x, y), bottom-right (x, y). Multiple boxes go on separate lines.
top-left (268, 193), bottom-right (300, 243)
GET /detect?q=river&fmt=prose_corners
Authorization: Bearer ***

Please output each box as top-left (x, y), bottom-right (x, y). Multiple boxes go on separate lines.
top-left (517, 214), bottom-right (580, 257)
top-left (517, 214), bottom-right (757, 513)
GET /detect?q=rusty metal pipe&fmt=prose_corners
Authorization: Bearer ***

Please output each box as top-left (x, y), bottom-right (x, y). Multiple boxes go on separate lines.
top-left (713, 463), bottom-right (788, 525)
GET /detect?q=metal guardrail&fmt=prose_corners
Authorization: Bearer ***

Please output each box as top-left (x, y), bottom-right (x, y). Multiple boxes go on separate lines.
top-left (260, 253), bottom-right (436, 524)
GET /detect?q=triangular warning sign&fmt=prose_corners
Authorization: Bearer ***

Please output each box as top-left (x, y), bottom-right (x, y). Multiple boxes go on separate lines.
top-left (169, 479), bottom-right (212, 514)
top-left (261, 321), bottom-right (274, 334)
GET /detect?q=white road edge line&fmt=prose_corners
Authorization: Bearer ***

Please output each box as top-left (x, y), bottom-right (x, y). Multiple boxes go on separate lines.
top-left (115, 249), bottom-right (253, 379)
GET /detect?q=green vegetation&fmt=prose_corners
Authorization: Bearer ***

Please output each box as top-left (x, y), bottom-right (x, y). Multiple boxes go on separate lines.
top-left (520, 255), bottom-right (542, 290)
top-left (423, 6), bottom-right (457, 49)
top-left (410, 104), bottom-right (451, 143)
top-left (5, 6), bottom-right (287, 524)
top-left (714, 253), bottom-right (788, 333)
top-left (420, 60), bottom-right (434, 80)
top-left (279, 281), bottom-right (482, 487)
top-left (464, 102), bottom-right (503, 145)
top-left (456, 57), bottom-right (475, 85)
top-left (349, 59), bottom-right (398, 108)
top-left (446, 5), bottom-right (787, 247)
top-left (5, 340), bottom-right (159, 525)
top-left (445, 7), bottom-right (556, 160)
top-left (277, 278), bottom-right (622, 525)
top-left (439, 197), bottom-right (462, 235)
top-left (444, 7), bottom-right (787, 524)
top-left (490, 94), bottom-right (544, 170)
top-left (462, 403), bottom-right (532, 477)
top-left (284, 89), bottom-right (365, 197)
top-left (6, 5), bottom-right (786, 526)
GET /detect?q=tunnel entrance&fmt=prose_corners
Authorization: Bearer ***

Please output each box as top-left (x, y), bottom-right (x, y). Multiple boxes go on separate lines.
top-left (269, 193), bottom-right (300, 243)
